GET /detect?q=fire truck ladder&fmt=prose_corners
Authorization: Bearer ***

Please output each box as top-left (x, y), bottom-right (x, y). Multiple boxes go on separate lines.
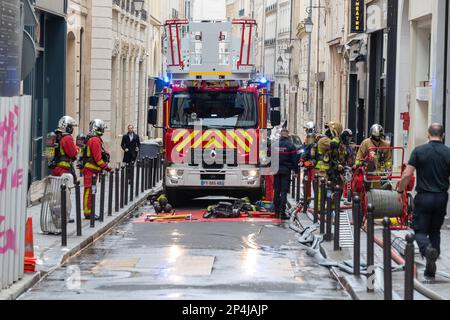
top-left (164, 19), bottom-right (257, 81)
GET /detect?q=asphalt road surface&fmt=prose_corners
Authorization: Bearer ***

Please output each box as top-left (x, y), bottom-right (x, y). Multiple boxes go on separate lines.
top-left (20, 197), bottom-right (350, 300)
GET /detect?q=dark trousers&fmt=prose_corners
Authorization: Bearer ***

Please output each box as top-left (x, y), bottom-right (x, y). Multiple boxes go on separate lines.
top-left (274, 174), bottom-right (291, 216)
top-left (412, 192), bottom-right (448, 257)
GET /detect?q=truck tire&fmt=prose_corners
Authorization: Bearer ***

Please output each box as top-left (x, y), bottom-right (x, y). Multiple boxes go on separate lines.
top-left (249, 188), bottom-right (264, 203)
top-left (166, 188), bottom-right (188, 207)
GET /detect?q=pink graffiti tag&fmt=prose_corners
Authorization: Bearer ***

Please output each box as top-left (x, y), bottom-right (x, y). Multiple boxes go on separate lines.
top-left (0, 105), bottom-right (22, 192)
top-left (0, 215), bottom-right (17, 254)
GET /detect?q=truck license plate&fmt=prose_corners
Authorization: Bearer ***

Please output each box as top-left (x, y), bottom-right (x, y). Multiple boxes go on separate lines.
top-left (200, 180), bottom-right (225, 187)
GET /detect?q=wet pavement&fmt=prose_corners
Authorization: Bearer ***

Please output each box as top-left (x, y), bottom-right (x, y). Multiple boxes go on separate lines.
top-left (19, 199), bottom-right (350, 300)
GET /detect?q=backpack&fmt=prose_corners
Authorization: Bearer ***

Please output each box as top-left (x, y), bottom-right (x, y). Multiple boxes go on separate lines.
top-left (45, 132), bottom-right (61, 169)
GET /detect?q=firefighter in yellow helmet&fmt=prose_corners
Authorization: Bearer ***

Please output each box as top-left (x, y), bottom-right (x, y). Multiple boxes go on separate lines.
top-left (315, 121), bottom-right (344, 181)
top-left (355, 124), bottom-right (393, 188)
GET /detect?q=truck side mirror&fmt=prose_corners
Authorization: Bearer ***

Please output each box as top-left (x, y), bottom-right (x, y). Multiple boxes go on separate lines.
top-left (271, 110), bottom-right (281, 127)
top-left (148, 96), bottom-right (159, 107)
top-left (148, 108), bottom-right (158, 125)
top-left (270, 97), bottom-right (280, 108)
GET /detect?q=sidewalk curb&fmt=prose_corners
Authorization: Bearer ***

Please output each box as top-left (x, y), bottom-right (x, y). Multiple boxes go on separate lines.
top-left (2, 186), bottom-right (161, 300)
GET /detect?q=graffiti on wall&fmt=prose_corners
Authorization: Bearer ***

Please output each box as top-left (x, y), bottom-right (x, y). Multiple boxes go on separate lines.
top-left (0, 105), bottom-right (23, 192)
top-left (0, 215), bottom-right (16, 254)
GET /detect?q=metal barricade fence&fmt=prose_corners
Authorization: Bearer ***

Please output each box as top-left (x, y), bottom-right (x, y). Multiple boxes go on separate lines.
top-left (0, 96), bottom-right (32, 290)
top-left (40, 175), bottom-right (72, 235)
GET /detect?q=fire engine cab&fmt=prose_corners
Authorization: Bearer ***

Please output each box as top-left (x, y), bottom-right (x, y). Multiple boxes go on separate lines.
top-left (148, 19), bottom-right (281, 203)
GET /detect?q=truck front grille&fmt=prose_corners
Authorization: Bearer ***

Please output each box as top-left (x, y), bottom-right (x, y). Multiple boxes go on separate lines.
top-left (188, 149), bottom-right (237, 167)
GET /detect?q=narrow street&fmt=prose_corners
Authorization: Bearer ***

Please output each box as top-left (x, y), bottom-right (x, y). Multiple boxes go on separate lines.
top-left (1, 0), bottom-right (449, 306)
top-left (19, 198), bottom-right (349, 300)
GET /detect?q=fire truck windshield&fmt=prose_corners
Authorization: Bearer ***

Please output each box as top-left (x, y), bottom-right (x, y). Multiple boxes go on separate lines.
top-left (170, 91), bottom-right (258, 129)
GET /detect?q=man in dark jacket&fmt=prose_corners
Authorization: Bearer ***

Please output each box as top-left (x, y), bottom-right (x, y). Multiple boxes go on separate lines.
top-left (273, 128), bottom-right (299, 220)
top-left (121, 125), bottom-right (141, 164)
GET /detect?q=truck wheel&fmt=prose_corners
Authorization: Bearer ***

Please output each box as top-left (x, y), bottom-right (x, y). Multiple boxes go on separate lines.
top-left (249, 189), bottom-right (264, 203)
top-left (166, 188), bottom-right (188, 207)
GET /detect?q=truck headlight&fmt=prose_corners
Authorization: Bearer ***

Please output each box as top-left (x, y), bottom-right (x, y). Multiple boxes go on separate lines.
top-left (243, 169), bottom-right (259, 178)
top-left (167, 169), bottom-right (184, 178)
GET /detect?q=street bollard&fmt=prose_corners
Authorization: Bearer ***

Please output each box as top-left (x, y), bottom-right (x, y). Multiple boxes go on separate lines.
top-left (367, 204), bottom-right (375, 292)
top-left (61, 184), bottom-right (67, 247)
top-left (383, 217), bottom-right (393, 300)
top-left (130, 162), bottom-right (134, 202)
top-left (156, 155), bottom-right (160, 185)
top-left (120, 166), bottom-right (125, 209)
top-left (353, 195), bottom-right (361, 276)
top-left (91, 175), bottom-right (97, 228)
top-left (296, 171), bottom-right (301, 203)
top-left (157, 153), bottom-right (161, 182)
top-left (135, 160), bottom-right (140, 197)
top-left (124, 164), bottom-right (129, 206)
top-left (115, 167), bottom-right (120, 213)
top-left (302, 174), bottom-right (308, 214)
top-left (404, 233), bottom-right (415, 300)
top-left (160, 153), bottom-right (163, 181)
top-left (150, 157), bottom-right (155, 188)
top-left (291, 172), bottom-right (295, 196)
top-left (333, 185), bottom-right (341, 251)
top-left (142, 157), bottom-right (147, 192)
top-left (320, 177), bottom-right (326, 234)
top-left (108, 170), bottom-right (113, 217)
top-left (99, 173), bottom-right (105, 222)
top-left (140, 158), bottom-right (145, 192)
top-left (313, 174), bottom-right (319, 223)
top-left (325, 181), bottom-right (333, 241)
top-left (145, 158), bottom-right (152, 190)
top-left (75, 180), bottom-right (82, 237)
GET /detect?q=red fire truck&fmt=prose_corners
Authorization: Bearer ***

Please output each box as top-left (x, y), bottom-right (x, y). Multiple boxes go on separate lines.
top-left (147, 19), bottom-right (281, 204)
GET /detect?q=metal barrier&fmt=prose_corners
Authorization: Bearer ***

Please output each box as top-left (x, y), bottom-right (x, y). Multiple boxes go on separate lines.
top-left (366, 204), bottom-right (375, 292)
top-left (91, 175), bottom-right (97, 228)
top-left (313, 174), bottom-right (319, 223)
top-left (353, 195), bottom-right (361, 276)
top-left (120, 166), bottom-right (125, 209)
top-left (320, 178), bottom-right (326, 234)
top-left (75, 181), bottom-right (82, 236)
top-left (61, 184), bottom-right (67, 247)
top-left (40, 175), bottom-right (72, 234)
top-left (99, 173), bottom-right (105, 222)
top-left (404, 233), bottom-right (415, 300)
top-left (333, 185), bottom-right (341, 251)
top-left (325, 181), bottom-right (333, 242)
top-left (383, 217), bottom-right (393, 300)
top-left (302, 174), bottom-right (308, 214)
top-left (108, 170), bottom-right (113, 217)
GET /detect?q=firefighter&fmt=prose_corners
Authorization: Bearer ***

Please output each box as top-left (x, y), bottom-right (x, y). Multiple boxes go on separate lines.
top-left (339, 129), bottom-right (355, 167)
top-left (340, 129), bottom-right (355, 203)
top-left (299, 121), bottom-right (322, 205)
top-left (355, 124), bottom-right (393, 188)
top-left (273, 128), bottom-right (299, 220)
top-left (51, 116), bottom-right (79, 179)
top-left (82, 119), bottom-right (112, 219)
top-left (315, 121), bottom-right (344, 182)
top-left (299, 121), bottom-right (322, 166)
top-left (48, 116), bottom-right (79, 223)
